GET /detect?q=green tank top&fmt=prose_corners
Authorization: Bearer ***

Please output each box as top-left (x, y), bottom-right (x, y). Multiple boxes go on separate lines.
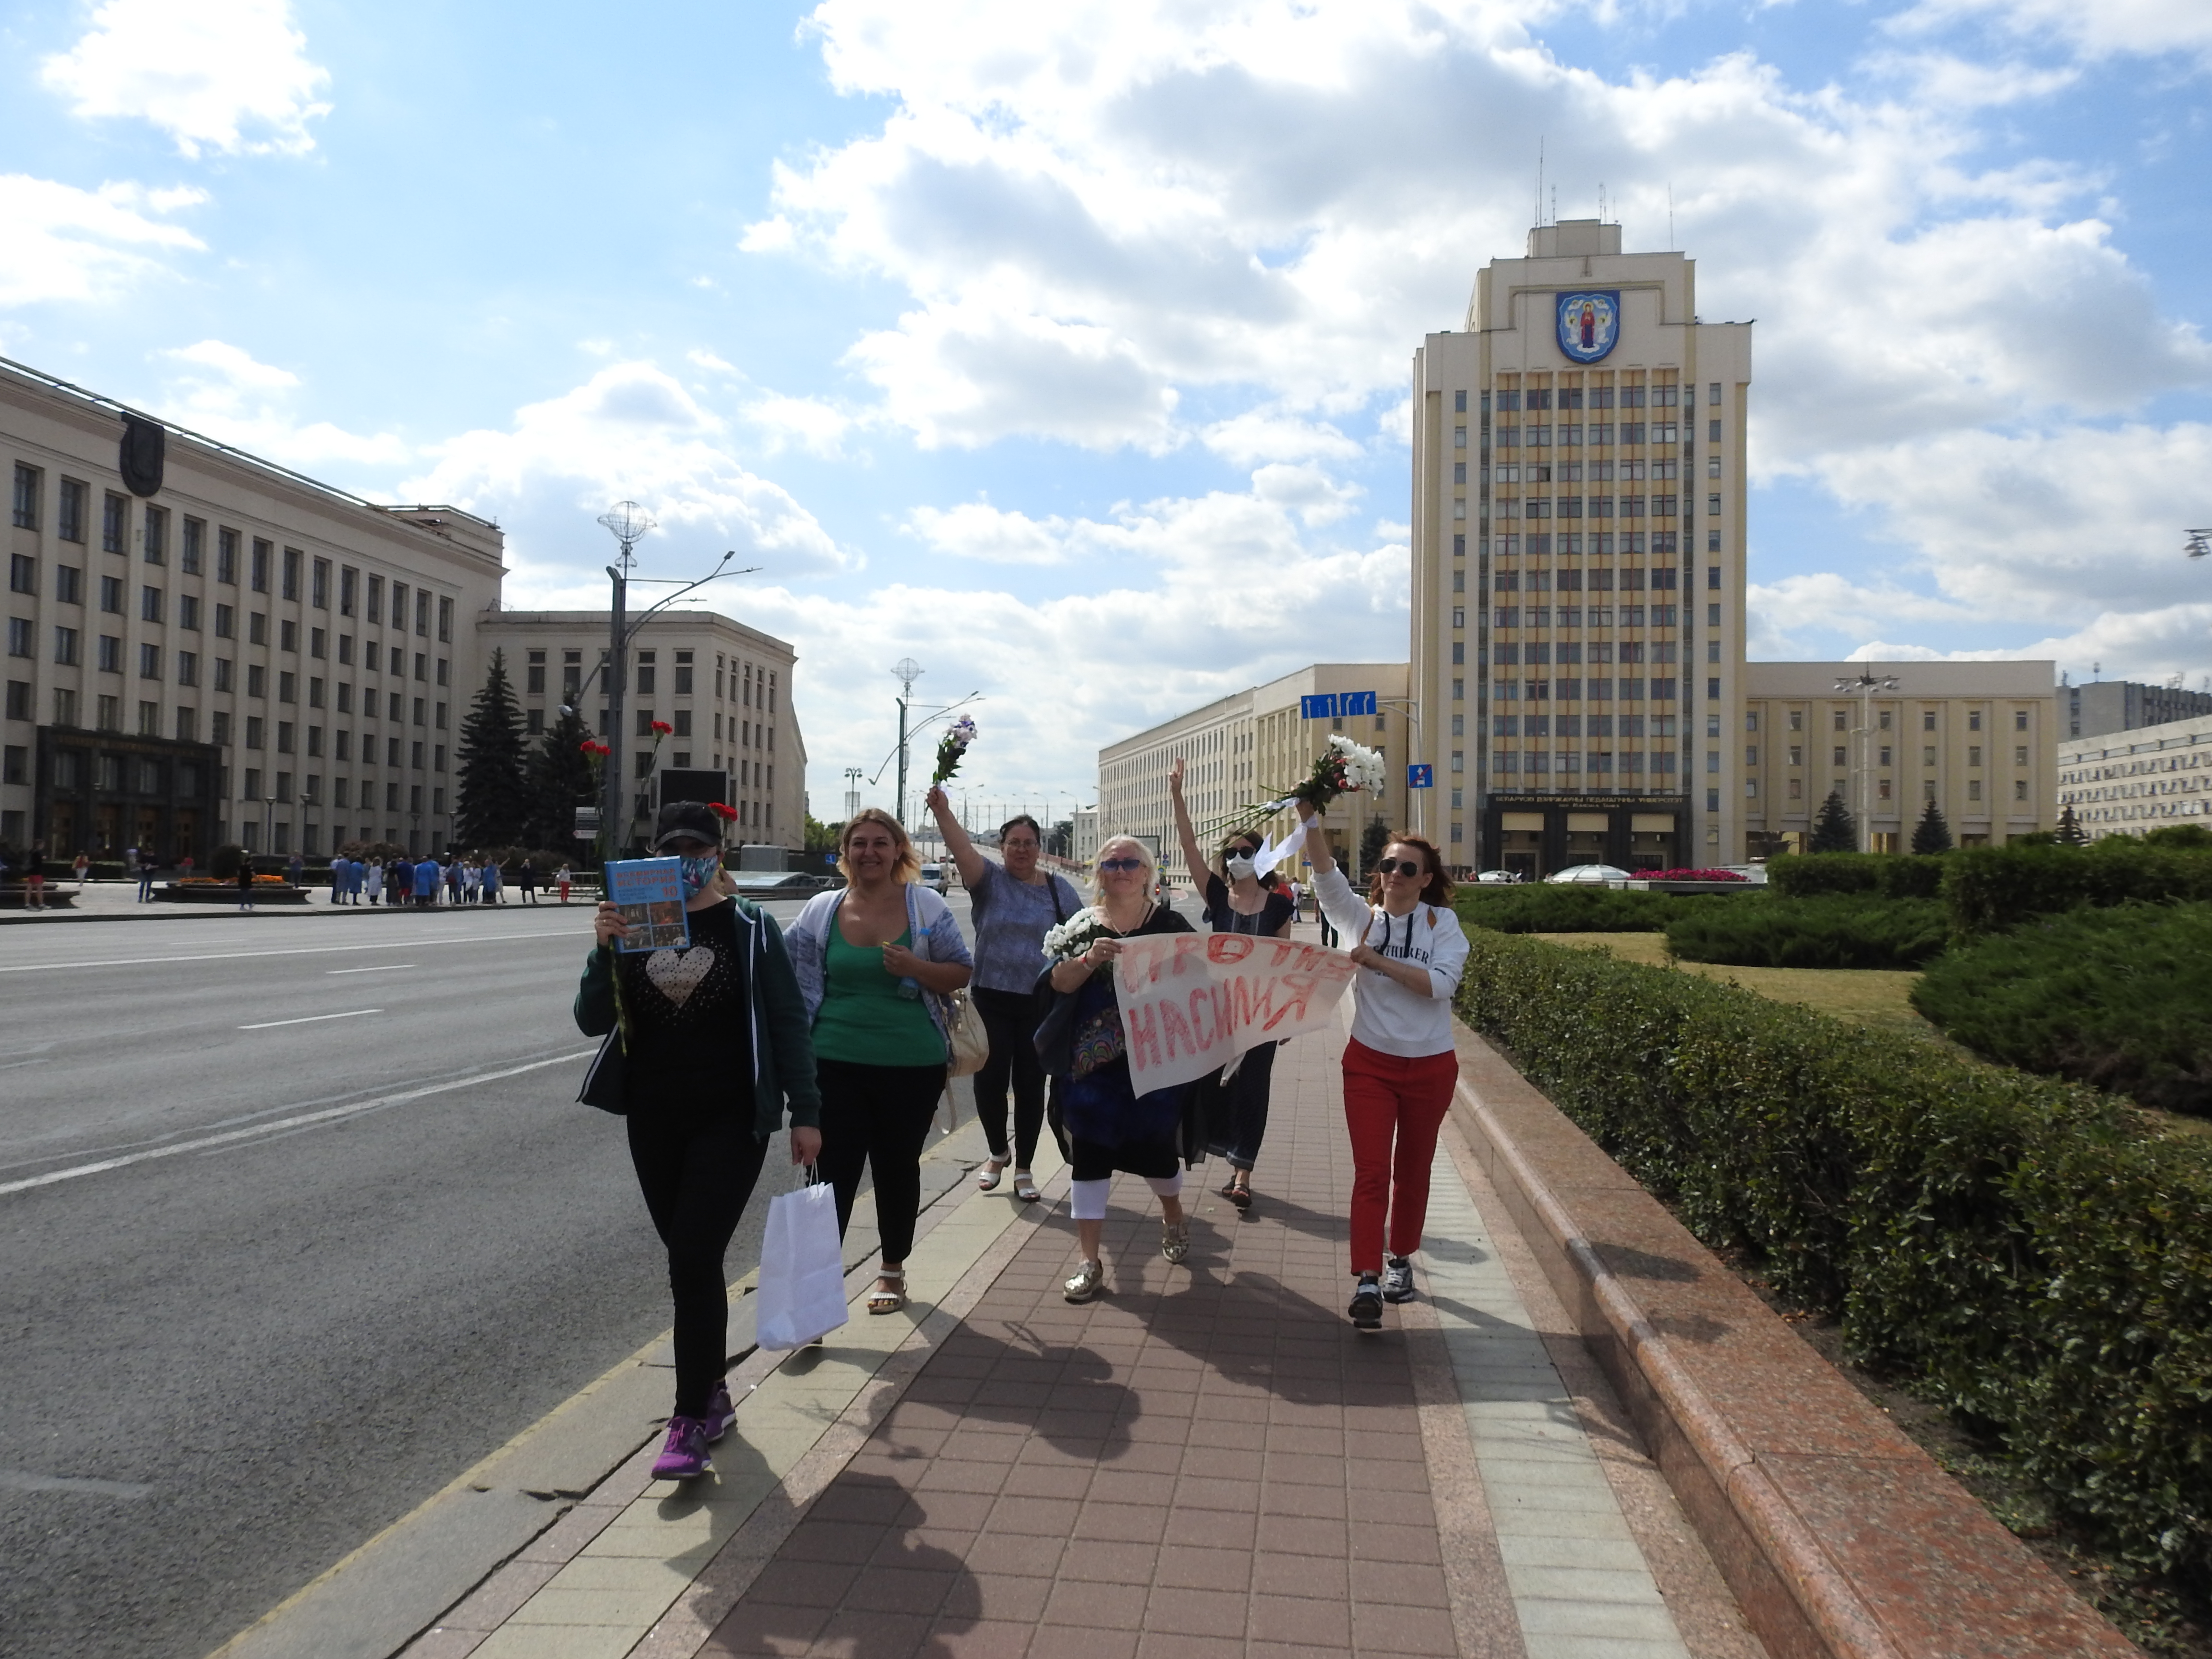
top-left (812, 925), bottom-right (948, 1067)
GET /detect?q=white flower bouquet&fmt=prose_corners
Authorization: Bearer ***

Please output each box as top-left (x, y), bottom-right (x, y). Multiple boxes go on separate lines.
top-left (1228, 733), bottom-right (1387, 831)
top-left (1042, 907), bottom-right (1113, 965)
top-left (931, 715), bottom-right (977, 786)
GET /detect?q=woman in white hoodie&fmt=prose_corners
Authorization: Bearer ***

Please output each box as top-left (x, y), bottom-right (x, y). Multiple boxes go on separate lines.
top-left (1296, 803), bottom-right (1470, 1330)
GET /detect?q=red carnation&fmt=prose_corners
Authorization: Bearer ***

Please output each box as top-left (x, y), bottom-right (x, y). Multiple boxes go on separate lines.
top-left (651, 720), bottom-right (673, 736)
top-left (708, 802), bottom-right (739, 823)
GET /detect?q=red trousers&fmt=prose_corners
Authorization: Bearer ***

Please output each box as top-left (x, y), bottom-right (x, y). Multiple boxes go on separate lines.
top-left (1341, 1039), bottom-right (1459, 1275)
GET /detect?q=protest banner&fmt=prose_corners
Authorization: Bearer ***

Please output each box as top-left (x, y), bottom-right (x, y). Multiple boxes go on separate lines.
top-left (1110, 932), bottom-right (1357, 1094)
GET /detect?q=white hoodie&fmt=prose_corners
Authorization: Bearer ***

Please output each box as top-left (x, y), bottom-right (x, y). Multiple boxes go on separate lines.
top-left (1314, 865), bottom-right (1470, 1058)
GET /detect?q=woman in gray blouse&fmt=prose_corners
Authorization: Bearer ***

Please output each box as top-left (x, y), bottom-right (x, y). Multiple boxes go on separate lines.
top-left (926, 786), bottom-right (1084, 1202)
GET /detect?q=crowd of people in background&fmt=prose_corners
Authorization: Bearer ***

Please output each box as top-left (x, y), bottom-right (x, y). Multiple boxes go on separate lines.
top-left (325, 852), bottom-right (566, 906)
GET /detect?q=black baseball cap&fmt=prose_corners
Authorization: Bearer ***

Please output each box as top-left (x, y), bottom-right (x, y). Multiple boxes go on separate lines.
top-left (651, 801), bottom-right (724, 851)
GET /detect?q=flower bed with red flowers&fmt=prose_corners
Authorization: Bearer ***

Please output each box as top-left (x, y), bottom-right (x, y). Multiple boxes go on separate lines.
top-left (1638, 867), bottom-right (1748, 882)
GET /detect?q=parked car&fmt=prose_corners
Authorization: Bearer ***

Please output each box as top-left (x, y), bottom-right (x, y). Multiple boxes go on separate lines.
top-left (1475, 869), bottom-right (1522, 884)
top-left (918, 862), bottom-right (950, 895)
top-left (731, 870), bottom-right (837, 897)
top-left (1545, 863), bottom-right (1633, 884)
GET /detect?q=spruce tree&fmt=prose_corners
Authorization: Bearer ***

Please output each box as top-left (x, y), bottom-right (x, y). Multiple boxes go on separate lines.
top-left (455, 649), bottom-right (529, 848)
top-left (2054, 803), bottom-right (2087, 846)
top-left (1910, 797), bottom-right (1953, 855)
top-left (1809, 790), bottom-right (1858, 854)
top-left (526, 707), bottom-right (599, 854)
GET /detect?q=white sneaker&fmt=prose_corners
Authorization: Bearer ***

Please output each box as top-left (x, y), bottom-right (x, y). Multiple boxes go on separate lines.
top-left (1381, 1256), bottom-right (1416, 1304)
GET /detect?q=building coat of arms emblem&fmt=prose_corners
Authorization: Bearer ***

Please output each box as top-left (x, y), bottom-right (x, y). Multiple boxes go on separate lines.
top-left (1555, 290), bottom-right (1620, 363)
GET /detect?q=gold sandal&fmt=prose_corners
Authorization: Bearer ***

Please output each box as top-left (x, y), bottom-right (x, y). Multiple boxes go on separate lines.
top-left (866, 1269), bottom-right (907, 1314)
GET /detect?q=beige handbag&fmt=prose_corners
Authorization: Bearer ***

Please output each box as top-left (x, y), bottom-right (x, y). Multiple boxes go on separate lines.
top-left (943, 987), bottom-right (989, 1078)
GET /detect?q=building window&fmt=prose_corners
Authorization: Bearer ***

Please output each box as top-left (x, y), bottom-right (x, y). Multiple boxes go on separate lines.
top-left (6, 618), bottom-right (29, 658)
top-left (1969, 778), bottom-right (1982, 802)
top-left (11, 464), bottom-right (38, 529)
top-left (55, 565), bottom-right (81, 605)
top-left (281, 546), bottom-right (302, 600)
top-left (181, 517), bottom-right (204, 574)
top-left (2014, 779), bottom-right (2029, 802)
top-left (247, 539), bottom-right (271, 592)
top-left (140, 584), bottom-right (163, 623)
top-left (139, 642), bottom-right (161, 679)
top-left (144, 506), bottom-right (167, 564)
top-left (98, 634), bottom-right (122, 673)
top-left (415, 589), bottom-right (431, 636)
top-left (100, 575), bottom-right (122, 613)
top-left (7, 553), bottom-right (30, 595)
top-left (2014, 710), bottom-right (2029, 732)
top-left (102, 491), bottom-right (128, 553)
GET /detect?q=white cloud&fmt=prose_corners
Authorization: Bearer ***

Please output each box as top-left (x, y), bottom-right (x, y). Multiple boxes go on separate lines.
top-left (742, 393), bottom-right (858, 457)
top-left (0, 174), bottom-right (205, 307)
top-left (1201, 407), bottom-right (1364, 467)
top-left (1887, 0), bottom-right (2212, 67)
top-left (907, 501), bottom-right (1072, 565)
top-left (153, 338), bottom-right (408, 468)
top-left (405, 361), bottom-right (852, 582)
top-left (41, 0), bottom-right (332, 159)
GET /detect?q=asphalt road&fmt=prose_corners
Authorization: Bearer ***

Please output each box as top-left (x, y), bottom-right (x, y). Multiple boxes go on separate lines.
top-left (0, 891), bottom-right (973, 1659)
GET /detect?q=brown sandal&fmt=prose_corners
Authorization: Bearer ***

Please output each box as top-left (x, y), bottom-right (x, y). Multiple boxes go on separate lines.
top-left (1221, 1174), bottom-right (1253, 1211)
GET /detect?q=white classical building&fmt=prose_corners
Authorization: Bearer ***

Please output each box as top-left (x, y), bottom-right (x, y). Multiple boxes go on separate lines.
top-left (2058, 711), bottom-right (2212, 840)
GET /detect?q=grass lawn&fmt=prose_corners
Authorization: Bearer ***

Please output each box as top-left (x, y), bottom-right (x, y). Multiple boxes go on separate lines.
top-left (1529, 931), bottom-right (1941, 1039)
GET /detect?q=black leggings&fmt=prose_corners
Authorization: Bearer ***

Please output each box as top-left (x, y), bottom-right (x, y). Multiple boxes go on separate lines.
top-left (816, 1059), bottom-right (947, 1265)
top-left (626, 1110), bottom-right (768, 1419)
top-left (971, 987), bottom-right (1046, 1168)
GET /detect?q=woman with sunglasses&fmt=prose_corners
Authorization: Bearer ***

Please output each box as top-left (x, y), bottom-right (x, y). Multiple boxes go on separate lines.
top-left (1168, 757), bottom-right (1294, 1211)
top-left (1295, 805), bottom-right (1469, 1330)
top-left (1037, 836), bottom-right (1197, 1302)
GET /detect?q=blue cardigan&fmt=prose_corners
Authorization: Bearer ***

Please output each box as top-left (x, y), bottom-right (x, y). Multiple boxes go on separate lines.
top-left (784, 883), bottom-right (974, 1058)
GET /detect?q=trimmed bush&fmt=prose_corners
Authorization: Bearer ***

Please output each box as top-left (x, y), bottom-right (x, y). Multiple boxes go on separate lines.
top-left (1455, 933), bottom-right (2212, 1574)
top-left (1767, 852), bottom-right (1947, 900)
top-left (209, 843), bottom-right (247, 879)
top-left (1665, 895), bottom-right (1948, 969)
top-left (1455, 886), bottom-right (1684, 934)
top-left (1943, 840), bottom-right (2212, 939)
top-left (1912, 902), bottom-right (2212, 1114)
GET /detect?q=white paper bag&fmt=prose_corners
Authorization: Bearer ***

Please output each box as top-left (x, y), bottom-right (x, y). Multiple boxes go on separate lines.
top-left (755, 1180), bottom-right (850, 1350)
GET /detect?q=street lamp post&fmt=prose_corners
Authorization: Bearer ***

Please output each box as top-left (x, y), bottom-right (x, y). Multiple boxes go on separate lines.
top-left (1379, 697), bottom-right (1424, 838)
top-left (1835, 671), bottom-right (1899, 853)
top-left (596, 503), bottom-right (653, 859)
top-left (842, 767), bottom-right (864, 823)
top-left (891, 659), bottom-right (923, 824)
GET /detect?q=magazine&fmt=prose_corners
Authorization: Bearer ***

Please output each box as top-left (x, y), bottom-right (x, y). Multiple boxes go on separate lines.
top-left (604, 857), bottom-right (690, 952)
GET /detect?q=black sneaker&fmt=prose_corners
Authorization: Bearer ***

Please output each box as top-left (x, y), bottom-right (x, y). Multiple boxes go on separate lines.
top-left (1348, 1277), bottom-right (1383, 1331)
top-left (1382, 1256), bottom-right (1416, 1303)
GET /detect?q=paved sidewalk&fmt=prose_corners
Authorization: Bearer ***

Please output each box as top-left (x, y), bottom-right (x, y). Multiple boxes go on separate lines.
top-left (401, 993), bottom-right (1762, 1659)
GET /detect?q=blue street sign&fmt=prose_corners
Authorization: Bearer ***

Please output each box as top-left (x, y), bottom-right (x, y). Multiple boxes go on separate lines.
top-left (1300, 690), bottom-right (1378, 720)
top-left (1407, 764), bottom-right (1433, 789)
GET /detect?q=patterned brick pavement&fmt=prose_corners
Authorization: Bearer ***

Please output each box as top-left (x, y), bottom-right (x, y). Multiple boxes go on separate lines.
top-left (697, 1034), bottom-right (1552, 1658)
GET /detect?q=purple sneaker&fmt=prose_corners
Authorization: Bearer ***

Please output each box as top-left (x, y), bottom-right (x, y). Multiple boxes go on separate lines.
top-left (651, 1415), bottom-right (712, 1480)
top-left (701, 1381), bottom-right (735, 1443)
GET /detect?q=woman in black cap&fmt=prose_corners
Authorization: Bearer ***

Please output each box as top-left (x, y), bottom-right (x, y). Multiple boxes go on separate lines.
top-left (574, 801), bottom-right (822, 1481)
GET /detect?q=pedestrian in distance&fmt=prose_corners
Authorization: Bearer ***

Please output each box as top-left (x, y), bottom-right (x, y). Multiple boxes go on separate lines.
top-left (517, 861), bottom-right (539, 905)
top-left (461, 859), bottom-right (481, 905)
top-left (1037, 836), bottom-right (1198, 1303)
top-left (925, 786), bottom-right (1082, 1205)
top-left (556, 864), bottom-right (573, 904)
top-left (481, 857), bottom-right (503, 905)
top-left (328, 856), bottom-right (346, 903)
top-left (575, 801), bottom-right (823, 1481)
top-left (365, 858), bottom-right (384, 906)
top-left (24, 842), bottom-right (48, 910)
top-left (236, 859), bottom-right (254, 911)
top-left (350, 855), bottom-right (367, 904)
top-left (287, 852), bottom-right (304, 888)
top-left (785, 808), bottom-right (974, 1317)
top-left (445, 859), bottom-right (463, 906)
top-left (1294, 804), bottom-right (1470, 1331)
top-left (137, 853), bottom-right (157, 903)
top-left (72, 852), bottom-right (89, 890)
top-left (1168, 758), bottom-right (1294, 1212)
top-left (413, 855), bottom-right (438, 909)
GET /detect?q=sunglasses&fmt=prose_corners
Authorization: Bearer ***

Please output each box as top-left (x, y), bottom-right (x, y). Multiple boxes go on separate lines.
top-left (1377, 858), bottom-right (1426, 878)
top-left (1098, 857), bottom-right (1146, 872)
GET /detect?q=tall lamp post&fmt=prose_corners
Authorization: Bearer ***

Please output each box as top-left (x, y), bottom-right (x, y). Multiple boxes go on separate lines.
top-left (1835, 671), bottom-right (1899, 853)
top-left (842, 767), bottom-right (864, 823)
top-left (566, 503), bottom-right (756, 859)
top-left (1379, 697), bottom-right (1425, 838)
top-left (890, 659), bottom-right (923, 824)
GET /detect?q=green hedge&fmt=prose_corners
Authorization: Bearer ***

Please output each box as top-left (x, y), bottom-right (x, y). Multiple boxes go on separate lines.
top-left (1664, 895), bottom-right (1948, 970)
top-left (1943, 841), bottom-right (2212, 939)
top-left (1455, 886), bottom-right (1685, 933)
top-left (1766, 852), bottom-right (1948, 900)
top-left (1913, 902), bottom-right (2212, 1114)
top-left (1455, 932), bottom-right (2212, 1573)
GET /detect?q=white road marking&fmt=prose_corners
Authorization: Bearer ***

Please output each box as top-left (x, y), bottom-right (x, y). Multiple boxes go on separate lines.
top-left (238, 1009), bottom-right (383, 1030)
top-left (325, 964), bottom-right (416, 974)
top-left (0, 927), bottom-right (592, 975)
top-left (0, 1469), bottom-right (153, 1499)
top-left (0, 1048), bottom-right (596, 1197)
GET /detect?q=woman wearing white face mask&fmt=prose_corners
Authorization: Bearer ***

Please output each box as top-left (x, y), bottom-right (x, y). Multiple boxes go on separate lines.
top-left (1296, 804), bottom-right (1470, 1331)
top-left (576, 802), bottom-right (823, 1481)
top-left (1168, 758), bottom-right (1294, 1211)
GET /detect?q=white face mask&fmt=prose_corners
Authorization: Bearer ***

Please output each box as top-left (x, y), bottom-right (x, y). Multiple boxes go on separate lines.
top-left (1225, 854), bottom-right (1257, 882)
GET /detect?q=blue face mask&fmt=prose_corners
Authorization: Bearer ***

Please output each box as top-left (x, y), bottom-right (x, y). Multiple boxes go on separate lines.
top-left (677, 853), bottom-right (722, 896)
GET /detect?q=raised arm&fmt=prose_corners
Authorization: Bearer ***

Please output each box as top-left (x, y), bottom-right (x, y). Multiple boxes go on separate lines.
top-left (1167, 758), bottom-right (1212, 897)
top-left (1297, 801), bottom-right (1335, 875)
top-left (926, 785), bottom-right (991, 891)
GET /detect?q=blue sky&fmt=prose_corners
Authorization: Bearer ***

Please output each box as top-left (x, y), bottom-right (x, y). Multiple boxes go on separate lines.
top-left (2, 0), bottom-right (2208, 814)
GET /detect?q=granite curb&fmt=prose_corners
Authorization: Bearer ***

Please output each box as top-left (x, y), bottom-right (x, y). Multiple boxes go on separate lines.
top-left (1446, 1019), bottom-right (2144, 1659)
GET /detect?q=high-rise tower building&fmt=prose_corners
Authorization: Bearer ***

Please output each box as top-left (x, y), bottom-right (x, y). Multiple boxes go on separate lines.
top-left (1410, 220), bottom-right (1751, 874)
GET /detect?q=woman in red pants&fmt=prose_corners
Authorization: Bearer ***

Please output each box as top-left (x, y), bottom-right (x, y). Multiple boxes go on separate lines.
top-left (1295, 804), bottom-right (1470, 1330)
